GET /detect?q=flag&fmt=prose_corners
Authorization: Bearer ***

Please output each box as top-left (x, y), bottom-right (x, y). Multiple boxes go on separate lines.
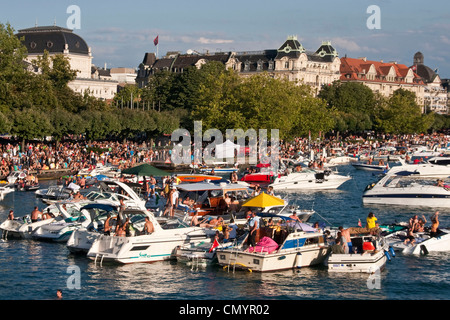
top-left (153, 35), bottom-right (159, 46)
top-left (209, 238), bottom-right (219, 253)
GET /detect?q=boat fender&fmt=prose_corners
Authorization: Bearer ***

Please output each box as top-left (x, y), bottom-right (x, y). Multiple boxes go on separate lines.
top-left (389, 247), bottom-right (396, 258)
top-left (384, 250), bottom-right (391, 261)
top-left (420, 245), bottom-right (429, 255)
top-left (295, 252), bottom-right (303, 268)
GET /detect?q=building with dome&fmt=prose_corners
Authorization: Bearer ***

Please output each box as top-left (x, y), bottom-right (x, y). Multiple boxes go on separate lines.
top-left (16, 26), bottom-right (118, 100)
top-left (411, 52), bottom-right (448, 114)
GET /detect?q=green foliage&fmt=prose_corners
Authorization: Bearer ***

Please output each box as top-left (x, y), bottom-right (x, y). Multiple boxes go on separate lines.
top-left (375, 89), bottom-right (433, 134)
top-left (318, 81), bottom-right (377, 133)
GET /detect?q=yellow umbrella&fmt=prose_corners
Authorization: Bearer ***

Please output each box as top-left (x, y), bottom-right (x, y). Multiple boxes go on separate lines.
top-left (241, 192), bottom-right (285, 208)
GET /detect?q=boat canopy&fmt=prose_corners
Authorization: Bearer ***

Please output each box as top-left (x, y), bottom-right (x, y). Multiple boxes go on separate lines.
top-left (176, 182), bottom-right (248, 192)
top-left (80, 203), bottom-right (117, 212)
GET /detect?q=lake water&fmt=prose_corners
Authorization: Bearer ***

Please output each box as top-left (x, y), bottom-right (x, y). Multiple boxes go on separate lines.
top-left (0, 165), bottom-right (449, 305)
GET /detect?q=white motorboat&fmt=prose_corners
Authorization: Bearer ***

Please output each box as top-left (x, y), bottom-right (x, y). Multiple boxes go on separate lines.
top-left (325, 234), bottom-right (392, 273)
top-left (35, 185), bottom-right (75, 204)
top-left (386, 158), bottom-right (450, 178)
top-left (269, 169), bottom-right (351, 190)
top-left (325, 156), bottom-right (353, 167)
top-left (6, 170), bottom-right (28, 185)
top-left (383, 225), bottom-right (450, 255)
top-left (31, 203), bottom-right (117, 242)
top-left (0, 184), bottom-right (15, 200)
top-left (78, 164), bottom-right (121, 178)
top-left (86, 210), bottom-right (213, 264)
top-left (66, 204), bottom-right (120, 253)
top-left (216, 219), bottom-right (329, 272)
top-left (0, 202), bottom-right (82, 240)
top-left (174, 237), bottom-right (240, 269)
top-left (351, 161), bottom-right (389, 172)
top-left (362, 173), bottom-right (450, 207)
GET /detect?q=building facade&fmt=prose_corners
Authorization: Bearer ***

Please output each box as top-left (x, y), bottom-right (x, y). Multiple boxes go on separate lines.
top-left (137, 36), bottom-right (341, 94)
top-left (340, 56), bottom-right (426, 109)
top-left (16, 26), bottom-right (118, 100)
top-left (411, 52), bottom-right (448, 114)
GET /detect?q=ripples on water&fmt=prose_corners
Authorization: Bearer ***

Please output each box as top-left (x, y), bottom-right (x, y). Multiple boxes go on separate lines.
top-left (0, 165), bottom-right (449, 301)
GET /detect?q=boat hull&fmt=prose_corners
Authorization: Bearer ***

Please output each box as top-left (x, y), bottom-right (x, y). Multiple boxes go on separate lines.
top-left (325, 250), bottom-right (387, 273)
top-left (217, 246), bottom-right (329, 272)
top-left (270, 172), bottom-right (351, 190)
top-left (87, 229), bottom-right (209, 264)
top-left (352, 163), bottom-right (387, 171)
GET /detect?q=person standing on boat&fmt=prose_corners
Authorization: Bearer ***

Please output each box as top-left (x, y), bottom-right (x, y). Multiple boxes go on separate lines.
top-left (246, 210), bottom-right (257, 248)
top-left (339, 226), bottom-right (352, 253)
top-left (31, 206), bottom-right (42, 223)
top-left (430, 211), bottom-right (440, 237)
top-left (366, 212), bottom-right (378, 231)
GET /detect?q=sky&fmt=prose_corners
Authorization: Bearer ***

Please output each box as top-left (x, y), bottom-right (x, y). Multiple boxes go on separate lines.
top-left (1, 0), bottom-right (450, 77)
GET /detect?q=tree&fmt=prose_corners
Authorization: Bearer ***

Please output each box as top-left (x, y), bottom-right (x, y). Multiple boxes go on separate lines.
top-left (318, 81), bottom-right (377, 133)
top-left (11, 107), bottom-right (52, 147)
top-left (375, 89), bottom-right (433, 134)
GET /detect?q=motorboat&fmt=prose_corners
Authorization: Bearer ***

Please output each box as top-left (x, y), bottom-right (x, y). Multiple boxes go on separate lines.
top-left (0, 202), bottom-right (71, 240)
top-left (174, 237), bottom-right (240, 269)
top-left (351, 161), bottom-right (389, 172)
top-left (325, 156), bottom-right (353, 167)
top-left (176, 173), bottom-right (223, 183)
top-left (362, 173), bottom-right (450, 207)
top-left (269, 169), bottom-right (351, 191)
top-left (78, 164), bottom-right (121, 179)
top-left (31, 203), bottom-right (117, 242)
top-left (86, 210), bottom-right (213, 264)
top-left (66, 204), bottom-right (119, 253)
top-left (427, 155), bottom-right (450, 166)
top-left (0, 183), bottom-right (15, 200)
top-left (199, 167), bottom-right (239, 174)
top-left (325, 234), bottom-right (393, 273)
top-left (173, 181), bottom-right (251, 218)
top-left (35, 185), bottom-right (75, 204)
top-left (385, 158), bottom-right (450, 178)
top-left (6, 170), bottom-right (28, 185)
top-left (85, 180), bottom-right (148, 210)
top-left (216, 218), bottom-right (329, 272)
top-left (382, 224), bottom-right (450, 255)
top-left (240, 164), bottom-right (275, 183)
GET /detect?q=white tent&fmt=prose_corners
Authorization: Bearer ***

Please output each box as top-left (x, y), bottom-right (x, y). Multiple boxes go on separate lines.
top-left (215, 140), bottom-right (241, 159)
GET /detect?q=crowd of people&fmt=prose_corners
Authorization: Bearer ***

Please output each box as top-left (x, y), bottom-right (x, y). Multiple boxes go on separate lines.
top-left (0, 140), bottom-right (173, 179)
top-left (1, 132), bottom-right (449, 180)
top-left (278, 132), bottom-right (450, 164)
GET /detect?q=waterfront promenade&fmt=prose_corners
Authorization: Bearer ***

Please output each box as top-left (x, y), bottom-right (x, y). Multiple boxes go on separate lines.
top-left (1, 132), bottom-right (449, 180)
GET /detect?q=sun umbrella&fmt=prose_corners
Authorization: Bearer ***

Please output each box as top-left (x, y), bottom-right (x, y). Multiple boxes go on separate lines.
top-left (121, 164), bottom-right (170, 177)
top-left (241, 192), bottom-right (285, 208)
